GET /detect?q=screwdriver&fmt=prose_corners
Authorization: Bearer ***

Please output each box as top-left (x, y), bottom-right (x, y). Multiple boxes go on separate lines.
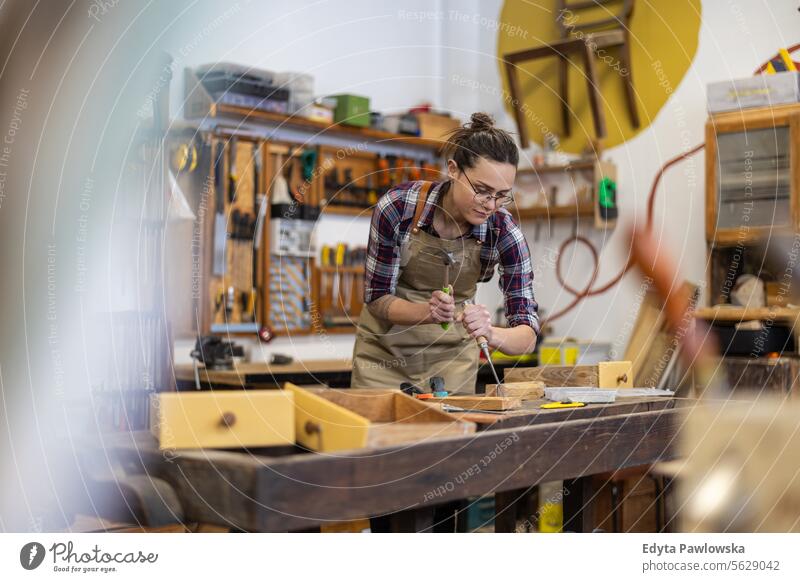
top-left (464, 299), bottom-right (502, 387)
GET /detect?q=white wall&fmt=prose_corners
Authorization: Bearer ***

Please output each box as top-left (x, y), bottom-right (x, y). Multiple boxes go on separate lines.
top-left (437, 0), bottom-right (800, 359)
top-left (172, 0), bottom-right (800, 364)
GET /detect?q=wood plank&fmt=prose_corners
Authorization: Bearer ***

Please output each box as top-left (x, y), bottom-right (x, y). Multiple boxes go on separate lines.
top-left (174, 359), bottom-right (353, 383)
top-left (485, 381), bottom-right (545, 399)
top-left (248, 408), bottom-right (681, 531)
top-left (693, 306), bottom-right (800, 324)
top-left (428, 396), bottom-right (522, 411)
top-left (504, 365), bottom-right (599, 387)
top-left (511, 204), bottom-right (595, 220)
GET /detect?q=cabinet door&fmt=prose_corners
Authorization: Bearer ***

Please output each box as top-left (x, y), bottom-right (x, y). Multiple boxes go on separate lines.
top-left (715, 125), bottom-right (791, 231)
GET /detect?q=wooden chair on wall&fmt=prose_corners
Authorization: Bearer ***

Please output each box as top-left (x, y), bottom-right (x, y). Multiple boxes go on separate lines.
top-left (504, 0), bottom-right (639, 148)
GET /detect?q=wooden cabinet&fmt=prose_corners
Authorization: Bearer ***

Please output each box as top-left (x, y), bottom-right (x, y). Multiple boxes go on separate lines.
top-left (705, 104), bottom-right (800, 245)
top-left (696, 104), bottom-right (800, 365)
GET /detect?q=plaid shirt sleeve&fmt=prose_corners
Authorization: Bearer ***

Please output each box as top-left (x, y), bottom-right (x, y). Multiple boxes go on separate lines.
top-left (363, 184), bottom-right (415, 303)
top-left (485, 210), bottom-right (540, 334)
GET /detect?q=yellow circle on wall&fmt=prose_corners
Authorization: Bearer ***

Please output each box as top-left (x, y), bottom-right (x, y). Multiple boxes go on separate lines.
top-left (497, 0), bottom-right (702, 152)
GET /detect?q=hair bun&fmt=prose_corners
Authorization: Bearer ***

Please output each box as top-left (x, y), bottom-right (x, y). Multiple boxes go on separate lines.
top-left (469, 112), bottom-right (494, 132)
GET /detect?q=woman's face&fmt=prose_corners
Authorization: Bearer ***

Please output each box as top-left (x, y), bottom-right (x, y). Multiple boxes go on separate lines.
top-left (447, 157), bottom-right (516, 226)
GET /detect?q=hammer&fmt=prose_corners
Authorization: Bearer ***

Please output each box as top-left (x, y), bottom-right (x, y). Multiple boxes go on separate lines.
top-left (441, 251), bottom-right (456, 330)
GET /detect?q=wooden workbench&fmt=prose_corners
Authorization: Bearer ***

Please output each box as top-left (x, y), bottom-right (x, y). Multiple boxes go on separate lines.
top-left (175, 359), bottom-right (529, 391)
top-left (98, 396), bottom-right (687, 532)
top-left (174, 359), bottom-right (354, 389)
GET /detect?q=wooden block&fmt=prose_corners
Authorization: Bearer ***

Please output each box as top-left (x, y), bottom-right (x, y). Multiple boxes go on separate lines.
top-left (485, 381), bottom-right (545, 399)
top-left (427, 396), bottom-right (522, 411)
top-left (598, 361), bottom-right (633, 388)
top-left (504, 364), bottom-right (599, 387)
top-left (504, 361), bottom-right (633, 389)
top-left (150, 390), bottom-right (295, 450)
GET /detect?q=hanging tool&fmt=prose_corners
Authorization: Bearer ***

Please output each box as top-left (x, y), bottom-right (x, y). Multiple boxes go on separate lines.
top-left (441, 251), bottom-right (455, 330)
top-left (464, 299), bottom-right (502, 388)
top-left (212, 141), bottom-right (227, 276)
top-left (300, 148), bottom-right (317, 181)
top-left (228, 136), bottom-right (239, 204)
top-left (333, 242), bottom-right (346, 312)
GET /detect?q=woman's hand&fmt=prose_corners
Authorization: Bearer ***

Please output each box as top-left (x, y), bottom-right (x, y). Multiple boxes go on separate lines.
top-left (459, 303), bottom-right (493, 342)
top-left (428, 290), bottom-right (455, 324)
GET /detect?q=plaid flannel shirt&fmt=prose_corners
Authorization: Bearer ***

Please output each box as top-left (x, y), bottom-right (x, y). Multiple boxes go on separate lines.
top-left (364, 180), bottom-right (540, 333)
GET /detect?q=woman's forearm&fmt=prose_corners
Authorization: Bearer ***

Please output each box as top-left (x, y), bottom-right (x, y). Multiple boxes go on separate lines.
top-left (488, 324), bottom-right (537, 355)
top-left (367, 295), bottom-right (431, 326)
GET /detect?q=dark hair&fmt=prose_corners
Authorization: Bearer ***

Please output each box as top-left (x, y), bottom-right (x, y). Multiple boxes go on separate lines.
top-left (444, 112), bottom-right (519, 169)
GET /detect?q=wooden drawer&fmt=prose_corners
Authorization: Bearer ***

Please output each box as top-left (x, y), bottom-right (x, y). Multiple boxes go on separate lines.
top-left (285, 384), bottom-right (475, 452)
top-left (150, 390), bottom-right (295, 450)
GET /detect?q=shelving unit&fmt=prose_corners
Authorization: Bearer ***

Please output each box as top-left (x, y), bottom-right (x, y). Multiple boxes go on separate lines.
top-left (184, 68), bottom-right (444, 153)
top-left (694, 104), bottom-right (800, 367)
top-left (513, 159), bottom-right (615, 227)
top-left (184, 68), bottom-right (446, 337)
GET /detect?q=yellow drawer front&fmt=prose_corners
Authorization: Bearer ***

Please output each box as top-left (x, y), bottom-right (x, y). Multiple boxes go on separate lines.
top-left (598, 361), bottom-right (634, 388)
top-left (151, 390), bottom-right (295, 450)
top-left (285, 383), bottom-right (370, 452)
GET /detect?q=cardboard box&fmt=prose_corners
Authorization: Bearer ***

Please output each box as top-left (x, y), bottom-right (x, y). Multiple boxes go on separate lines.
top-left (416, 112), bottom-right (460, 140)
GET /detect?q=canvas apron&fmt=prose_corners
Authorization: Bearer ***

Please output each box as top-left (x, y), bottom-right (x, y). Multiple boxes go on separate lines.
top-left (351, 182), bottom-right (484, 394)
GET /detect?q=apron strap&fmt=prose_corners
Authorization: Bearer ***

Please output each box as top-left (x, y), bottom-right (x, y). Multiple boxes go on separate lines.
top-left (410, 181), bottom-right (435, 234)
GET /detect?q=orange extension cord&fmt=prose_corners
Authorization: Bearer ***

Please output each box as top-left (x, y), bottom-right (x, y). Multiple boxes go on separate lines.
top-left (544, 43), bottom-right (800, 324)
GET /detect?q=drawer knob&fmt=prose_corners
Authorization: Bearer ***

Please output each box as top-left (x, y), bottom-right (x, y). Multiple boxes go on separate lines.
top-left (305, 420), bottom-right (321, 435)
top-left (617, 373), bottom-right (628, 385)
top-left (220, 412), bottom-right (237, 428)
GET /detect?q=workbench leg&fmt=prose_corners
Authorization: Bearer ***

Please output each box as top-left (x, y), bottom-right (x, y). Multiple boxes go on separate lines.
top-left (494, 487), bottom-right (536, 533)
top-left (370, 507), bottom-right (435, 533)
top-left (432, 500), bottom-right (468, 532)
top-left (563, 477), bottom-right (596, 533)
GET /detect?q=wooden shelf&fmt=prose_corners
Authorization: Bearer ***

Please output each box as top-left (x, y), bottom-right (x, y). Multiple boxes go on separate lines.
top-left (512, 204), bottom-right (595, 220)
top-left (517, 161), bottom-right (596, 175)
top-left (320, 204), bottom-right (374, 216)
top-left (318, 266), bottom-right (364, 273)
top-left (184, 67), bottom-right (444, 152)
top-left (693, 306), bottom-right (800, 324)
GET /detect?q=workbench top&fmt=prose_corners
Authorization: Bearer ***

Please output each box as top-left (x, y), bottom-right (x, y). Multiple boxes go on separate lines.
top-left (174, 359), bottom-right (353, 388)
top-left (100, 396), bottom-right (691, 532)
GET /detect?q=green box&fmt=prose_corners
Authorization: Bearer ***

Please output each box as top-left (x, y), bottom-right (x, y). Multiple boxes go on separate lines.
top-left (330, 94), bottom-right (371, 127)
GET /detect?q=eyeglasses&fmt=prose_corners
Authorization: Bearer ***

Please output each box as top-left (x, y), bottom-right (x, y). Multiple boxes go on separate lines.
top-left (458, 166), bottom-right (514, 208)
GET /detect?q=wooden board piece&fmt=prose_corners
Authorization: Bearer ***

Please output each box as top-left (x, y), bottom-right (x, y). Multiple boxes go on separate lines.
top-left (485, 381), bottom-right (545, 399)
top-left (504, 365), bottom-right (599, 387)
top-left (428, 396), bottom-right (522, 411)
top-left (150, 390), bottom-right (295, 450)
top-left (598, 361), bottom-right (633, 388)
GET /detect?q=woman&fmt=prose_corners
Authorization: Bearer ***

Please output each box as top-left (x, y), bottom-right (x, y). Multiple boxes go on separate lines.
top-left (351, 113), bottom-right (539, 393)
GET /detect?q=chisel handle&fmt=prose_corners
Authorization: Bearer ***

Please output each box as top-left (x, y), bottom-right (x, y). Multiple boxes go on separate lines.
top-left (440, 285), bottom-right (453, 330)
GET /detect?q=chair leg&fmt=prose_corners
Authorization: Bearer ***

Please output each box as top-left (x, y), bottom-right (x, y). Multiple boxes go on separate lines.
top-left (619, 36), bottom-right (640, 128)
top-left (504, 59), bottom-right (530, 149)
top-left (580, 43), bottom-right (607, 139)
top-left (558, 54), bottom-right (570, 137)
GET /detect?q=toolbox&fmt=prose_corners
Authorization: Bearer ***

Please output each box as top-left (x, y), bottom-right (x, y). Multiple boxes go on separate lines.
top-left (286, 384), bottom-right (475, 452)
top-left (150, 390), bottom-right (295, 450)
top-left (330, 94), bottom-right (371, 127)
